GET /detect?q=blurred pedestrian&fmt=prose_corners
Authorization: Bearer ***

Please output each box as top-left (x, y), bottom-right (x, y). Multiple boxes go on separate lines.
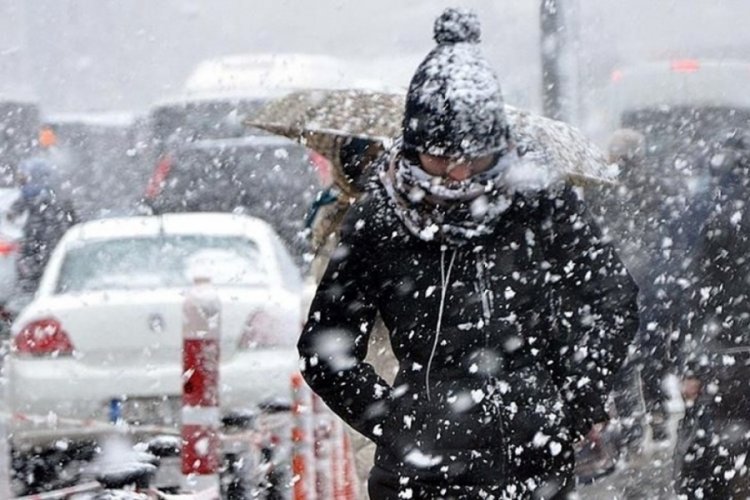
top-left (674, 129), bottom-right (750, 499)
top-left (585, 129), bottom-right (672, 452)
top-left (298, 8), bottom-right (639, 499)
top-left (8, 156), bottom-right (77, 293)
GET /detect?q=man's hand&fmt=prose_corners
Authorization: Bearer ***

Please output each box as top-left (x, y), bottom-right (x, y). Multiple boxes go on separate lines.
top-left (574, 421), bottom-right (607, 447)
top-left (681, 377), bottom-right (702, 402)
top-left (585, 422), bottom-right (606, 444)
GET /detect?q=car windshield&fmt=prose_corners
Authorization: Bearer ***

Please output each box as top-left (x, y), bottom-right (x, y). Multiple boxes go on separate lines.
top-left (56, 234), bottom-right (268, 293)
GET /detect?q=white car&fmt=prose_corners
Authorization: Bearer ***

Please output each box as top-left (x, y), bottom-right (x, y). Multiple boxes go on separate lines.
top-left (6, 213), bottom-right (302, 431)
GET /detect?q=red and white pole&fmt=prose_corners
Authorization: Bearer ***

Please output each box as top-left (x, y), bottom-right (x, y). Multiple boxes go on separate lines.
top-left (181, 277), bottom-right (221, 492)
top-left (330, 417), bottom-right (345, 499)
top-left (313, 395), bottom-right (334, 500)
top-left (329, 417), bottom-right (358, 500)
top-left (342, 430), bottom-right (357, 499)
top-left (291, 372), bottom-right (316, 500)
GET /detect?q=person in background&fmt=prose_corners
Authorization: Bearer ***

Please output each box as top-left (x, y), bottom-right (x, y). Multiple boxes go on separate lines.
top-left (8, 154), bottom-right (77, 294)
top-left (298, 8), bottom-right (639, 499)
top-left (585, 129), bottom-right (673, 452)
top-left (674, 129), bottom-right (750, 499)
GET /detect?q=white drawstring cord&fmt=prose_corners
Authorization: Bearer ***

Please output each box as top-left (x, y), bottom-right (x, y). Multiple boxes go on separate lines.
top-left (426, 246), bottom-right (457, 402)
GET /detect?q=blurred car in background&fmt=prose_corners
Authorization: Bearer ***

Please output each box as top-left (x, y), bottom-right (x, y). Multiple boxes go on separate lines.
top-left (143, 133), bottom-right (327, 264)
top-left (42, 112), bottom-right (150, 221)
top-left (148, 52), bottom-right (385, 153)
top-left (141, 53), bottom-right (426, 266)
top-left (603, 59), bottom-right (750, 152)
top-left (146, 93), bottom-right (265, 152)
top-left (7, 212), bottom-right (302, 432)
top-left (142, 54), bottom-right (373, 263)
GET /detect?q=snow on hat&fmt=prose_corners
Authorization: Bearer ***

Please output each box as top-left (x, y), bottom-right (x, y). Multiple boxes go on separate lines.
top-left (402, 7), bottom-right (509, 160)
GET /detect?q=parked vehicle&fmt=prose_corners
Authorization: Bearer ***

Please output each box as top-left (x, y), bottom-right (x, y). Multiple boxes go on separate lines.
top-left (149, 53), bottom-right (383, 151)
top-left (42, 112), bottom-right (149, 220)
top-left (147, 93), bottom-right (266, 150)
top-left (143, 135), bottom-right (325, 264)
top-left (587, 59), bottom-right (750, 145)
top-left (7, 213), bottom-right (302, 434)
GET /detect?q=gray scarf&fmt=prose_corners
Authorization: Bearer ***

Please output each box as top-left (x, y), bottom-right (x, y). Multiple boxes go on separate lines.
top-left (379, 147), bottom-right (519, 243)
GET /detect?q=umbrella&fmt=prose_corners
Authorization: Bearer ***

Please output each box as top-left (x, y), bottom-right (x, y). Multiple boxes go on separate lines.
top-left (247, 88), bottom-right (615, 187)
top-left (246, 88), bottom-right (404, 172)
top-left (506, 105), bottom-right (617, 186)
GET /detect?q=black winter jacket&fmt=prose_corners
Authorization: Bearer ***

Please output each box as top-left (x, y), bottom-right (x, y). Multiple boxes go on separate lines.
top-left (681, 163), bottom-right (750, 418)
top-left (298, 183), bottom-right (639, 490)
top-left (11, 191), bottom-right (77, 293)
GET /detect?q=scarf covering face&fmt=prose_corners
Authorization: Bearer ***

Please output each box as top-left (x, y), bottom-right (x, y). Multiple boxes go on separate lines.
top-left (380, 145), bottom-right (518, 243)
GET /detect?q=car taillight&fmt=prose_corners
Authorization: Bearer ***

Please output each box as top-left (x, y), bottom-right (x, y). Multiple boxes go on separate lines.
top-left (671, 59), bottom-right (700, 73)
top-left (145, 154), bottom-right (174, 200)
top-left (238, 311), bottom-right (278, 350)
top-left (308, 150), bottom-right (332, 186)
top-left (13, 318), bottom-right (75, 357)
top-left (0, 240), bottom-right (18, 256)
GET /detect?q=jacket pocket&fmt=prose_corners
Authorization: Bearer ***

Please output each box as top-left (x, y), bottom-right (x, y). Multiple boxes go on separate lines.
top-left (495, 367), bottom-right (573, 472)
top-left (381, 386), bottom-right (505, 460)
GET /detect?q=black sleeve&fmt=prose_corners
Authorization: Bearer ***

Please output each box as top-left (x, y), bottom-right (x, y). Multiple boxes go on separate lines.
top-left (543, 185), bottom-right (640, 437)
top-left (7, 196), bottom-right (27, 219)
top-left (678, 211), bottom-right (735, 379)
top-left (297, 200), bottom-right (392, 442)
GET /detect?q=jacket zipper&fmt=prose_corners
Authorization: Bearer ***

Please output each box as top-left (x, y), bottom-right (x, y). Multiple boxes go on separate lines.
top-left (425, 245), bottom-right (457, 402)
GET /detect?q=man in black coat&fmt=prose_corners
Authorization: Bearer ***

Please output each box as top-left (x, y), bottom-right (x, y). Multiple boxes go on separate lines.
top-left (299, 8), bottom-right (639, 499)
top-left (585, 129), bottom-right (674, 450)
top-left (8, 157), bottom-right (77, 293)
top-left (674, 129), bottom-right (750, 499)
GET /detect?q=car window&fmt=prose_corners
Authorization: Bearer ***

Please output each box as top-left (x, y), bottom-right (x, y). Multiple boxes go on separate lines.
top-left (56, 235), bottom-right (268, 293)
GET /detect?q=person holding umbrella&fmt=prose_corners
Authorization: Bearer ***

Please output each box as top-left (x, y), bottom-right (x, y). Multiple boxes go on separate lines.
top-left (298, 7), bottom-right (639, 499)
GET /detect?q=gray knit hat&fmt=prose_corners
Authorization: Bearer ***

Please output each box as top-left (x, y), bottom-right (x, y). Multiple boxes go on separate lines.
top-left (402, 8), bottom-right (509, 159)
